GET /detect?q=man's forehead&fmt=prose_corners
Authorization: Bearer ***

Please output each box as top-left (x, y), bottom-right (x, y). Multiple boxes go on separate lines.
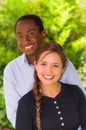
top-left (17, 19), bottom-right (36, 26)
top-left (16, 20), bottom-right (39, 34)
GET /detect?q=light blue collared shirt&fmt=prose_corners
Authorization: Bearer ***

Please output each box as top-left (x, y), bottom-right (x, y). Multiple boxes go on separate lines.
top-left (3, 53), bottom-right (85, 128)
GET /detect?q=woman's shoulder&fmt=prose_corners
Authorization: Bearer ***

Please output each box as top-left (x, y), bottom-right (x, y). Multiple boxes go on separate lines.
top-left (19, 90), bottom-right (34, 105)
top-left (62, 82), bottom-right (85, 97)
top-left (17, 90), bottom-right (35, 116)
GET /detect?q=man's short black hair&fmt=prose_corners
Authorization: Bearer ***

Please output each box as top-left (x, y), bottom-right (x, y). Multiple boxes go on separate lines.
top-left (15, 14), bottom-right (44, 32)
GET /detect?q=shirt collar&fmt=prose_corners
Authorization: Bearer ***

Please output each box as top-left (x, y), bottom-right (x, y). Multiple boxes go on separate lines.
top-left (21, 53), bottom-right (34, 68)
top-left (21, 53), bottom-right (28, 64)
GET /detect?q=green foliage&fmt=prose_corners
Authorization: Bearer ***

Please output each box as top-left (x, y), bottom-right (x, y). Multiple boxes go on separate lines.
top-left (78, 63), bottom-right (86, 89)
top-left (78, 52), bottom-right (86, 89)
top-left (0, 0), bottom-right (86, 128)
top-left (65, 37), bottom-right (86, 68)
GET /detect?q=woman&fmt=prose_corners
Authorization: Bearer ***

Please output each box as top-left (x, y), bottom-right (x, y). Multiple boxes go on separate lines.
top-left (16, 42), bottom-right (86, 130)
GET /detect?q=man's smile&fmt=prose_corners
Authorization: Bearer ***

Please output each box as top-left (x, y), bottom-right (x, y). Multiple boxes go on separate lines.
top-left (25, 45), bottom-right (34, 49)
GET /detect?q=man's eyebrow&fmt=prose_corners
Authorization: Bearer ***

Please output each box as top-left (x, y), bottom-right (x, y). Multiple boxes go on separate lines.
top-left (16, 29), bottom-right (36, 35)
top-left (27, 29), bottom-right (36, 32)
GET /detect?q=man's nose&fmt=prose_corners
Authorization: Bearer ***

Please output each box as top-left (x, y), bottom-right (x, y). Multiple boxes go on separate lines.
top-left (23, 35), bottom-right (30, 43)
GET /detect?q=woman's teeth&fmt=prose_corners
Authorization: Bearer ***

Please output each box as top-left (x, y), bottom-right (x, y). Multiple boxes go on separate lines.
top-left (44, 75), bottom-right (53, 79)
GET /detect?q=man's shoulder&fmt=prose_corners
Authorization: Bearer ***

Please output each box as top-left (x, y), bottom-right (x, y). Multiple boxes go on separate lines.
top-left (4, 54), bottom-right (23, 68)
top-left (8, 54), bottom-right (23, 64)
top-left (66, 59), bottom-right (74, 68)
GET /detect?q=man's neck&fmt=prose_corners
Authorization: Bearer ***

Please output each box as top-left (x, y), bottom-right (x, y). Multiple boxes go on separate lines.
top-left (26, 55), bottom-right (35, 65)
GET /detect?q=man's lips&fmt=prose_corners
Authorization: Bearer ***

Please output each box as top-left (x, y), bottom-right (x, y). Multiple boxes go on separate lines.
top-left (25, 45), bottom-right (34, 49)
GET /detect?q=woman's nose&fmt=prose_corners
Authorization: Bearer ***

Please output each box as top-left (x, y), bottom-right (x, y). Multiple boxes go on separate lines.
top-left (45, 66), bottom-right (52, 73)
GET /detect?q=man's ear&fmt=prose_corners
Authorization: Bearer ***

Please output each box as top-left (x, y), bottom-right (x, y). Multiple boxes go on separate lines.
top-left (42, 29), bottom-right (47, 38)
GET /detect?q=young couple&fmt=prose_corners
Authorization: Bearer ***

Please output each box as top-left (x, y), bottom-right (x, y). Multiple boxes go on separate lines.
top-left (4, 14), bottom-right (86, 130)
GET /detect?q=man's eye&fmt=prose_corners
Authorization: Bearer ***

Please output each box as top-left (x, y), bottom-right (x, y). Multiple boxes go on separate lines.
top-left (17, 35), bottom-right (23, 39)
top-left (29, 31), bottom-right (36, 35)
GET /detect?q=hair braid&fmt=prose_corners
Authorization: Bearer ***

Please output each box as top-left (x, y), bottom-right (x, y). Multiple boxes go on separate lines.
top-left (33, 70), bottom-right (42, 130)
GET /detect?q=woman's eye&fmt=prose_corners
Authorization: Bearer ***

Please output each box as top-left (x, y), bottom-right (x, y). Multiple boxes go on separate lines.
top-left (54, 64), bottom-right (59, 67)
top-left (40, 63), bottom-right (46, 66)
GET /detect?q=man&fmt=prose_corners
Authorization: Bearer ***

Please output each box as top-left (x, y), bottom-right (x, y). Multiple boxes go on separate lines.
top-left (3, 14), bottom-right (85, 128)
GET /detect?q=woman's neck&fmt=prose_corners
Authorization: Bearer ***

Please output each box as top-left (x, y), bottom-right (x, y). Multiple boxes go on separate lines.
top-left (41, 82), bottom-right (61, 98)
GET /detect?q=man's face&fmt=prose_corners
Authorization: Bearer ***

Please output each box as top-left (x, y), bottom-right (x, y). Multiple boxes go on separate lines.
top-left (15, 19), bottom-right (46, 57)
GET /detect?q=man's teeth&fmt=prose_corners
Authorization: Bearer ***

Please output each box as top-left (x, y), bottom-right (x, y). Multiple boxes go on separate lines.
top-left (25, 45), bottom-right (33, 49)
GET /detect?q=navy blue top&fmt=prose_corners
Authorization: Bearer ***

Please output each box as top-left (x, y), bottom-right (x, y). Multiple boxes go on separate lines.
top-left (16, 83), bottom-right (86, 130)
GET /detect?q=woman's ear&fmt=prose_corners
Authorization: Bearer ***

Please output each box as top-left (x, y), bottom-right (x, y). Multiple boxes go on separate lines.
top-left (34, 60), bottom-right (38, 71)
top-left (62, 67), bottom-right (66, 74)
top-left (59, 68), bottom-right (65, 80)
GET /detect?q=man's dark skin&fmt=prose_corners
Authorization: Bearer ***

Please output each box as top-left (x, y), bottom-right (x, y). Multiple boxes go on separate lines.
top-left (15, 19), bottom-right (46, 64)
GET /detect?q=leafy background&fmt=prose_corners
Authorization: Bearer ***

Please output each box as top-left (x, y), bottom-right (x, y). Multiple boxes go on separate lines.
top-left (0, 0), bottom-right (86, 129)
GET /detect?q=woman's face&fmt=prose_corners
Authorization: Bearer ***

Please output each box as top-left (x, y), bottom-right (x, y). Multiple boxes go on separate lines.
top-left (34, 51), bottom-right (64, 86)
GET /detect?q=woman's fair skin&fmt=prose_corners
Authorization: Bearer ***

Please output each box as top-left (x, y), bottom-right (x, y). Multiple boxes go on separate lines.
top-left (34, 51), bottom-right (64, 98)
